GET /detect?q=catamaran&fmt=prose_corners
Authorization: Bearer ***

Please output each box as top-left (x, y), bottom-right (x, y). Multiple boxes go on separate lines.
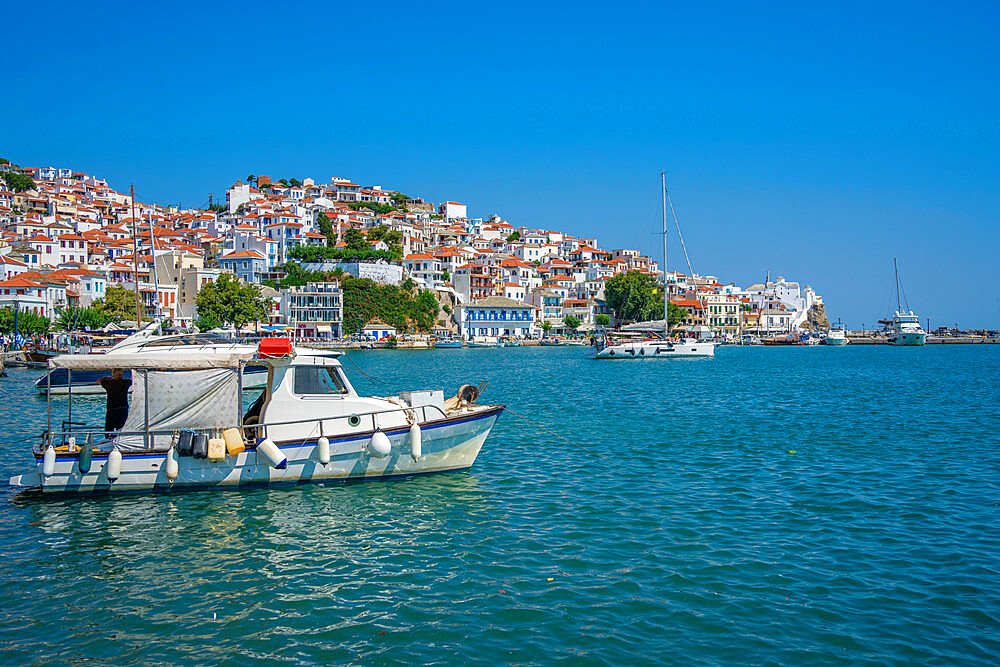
top-left (593, 172), bottom-right (715, 359)
top-left (9, 337), bottom-right (503, 495)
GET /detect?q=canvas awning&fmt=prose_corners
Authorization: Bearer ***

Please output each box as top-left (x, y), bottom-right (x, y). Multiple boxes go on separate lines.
top-left (316, 324), bottom-right (332, 334)
top-left (48, 346), bottom-right (259, 370)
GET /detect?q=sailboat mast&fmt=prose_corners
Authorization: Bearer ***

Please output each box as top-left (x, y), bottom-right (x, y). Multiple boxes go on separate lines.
top-left (661, 171), bottom-right (668, 335)
top-left (894, 257), bottom-right (901, 312)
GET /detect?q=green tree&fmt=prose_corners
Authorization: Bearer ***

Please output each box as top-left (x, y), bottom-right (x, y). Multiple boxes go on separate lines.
top-left (541, 321), bottom-right (553, 336)
top-left (594, 314), bottom-right (611, 329)
top-left (1, 171), bottom-right (36, 193)
top-left (0, 307), bottom-right (50, 335)
top-left (56, 306), bottom-right (110, 331)
top-left (441, 268), bottom-right (450, 282)
top-left (246, 174), bottom-right (256, 186)
top-left (604, 271), bottom-right (667, 324)
top-left (317, 213), bottom-right (336, 246)
top-left (666, 301), bottom-right (686, 330)
top-left (442, 303), bottom-right (452, 315)
top-left (343, 228), bottom-right (368, 251)
top-left (563, 314), bottom-right (581, 332)
top-left (97, 285), bottom-right (138, 322)
top-left (277, 178), bottom-right (289, 187)
top-left (390, 192), bottom-right (409, 205)
top-left (289, 178), bottom-right (302, 187)
top-left (506, 231), bottom-right (520, 243)
top-left (195, 273), bottom-right (271, 328)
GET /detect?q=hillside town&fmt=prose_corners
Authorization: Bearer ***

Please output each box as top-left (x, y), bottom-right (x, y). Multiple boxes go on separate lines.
top-left (0, 161), bottom-right (827, 341)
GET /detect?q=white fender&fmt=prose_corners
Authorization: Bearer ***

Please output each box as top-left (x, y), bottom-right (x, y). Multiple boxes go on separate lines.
top-left (409, 423), bottom-right (422, 461)
top-left (42, 445), bottom-right (56, 478)
top-left (165, 447), bottom-right (179, 481)
top-left (368, 430), bottom-right (391, 458)
top-left (317, 436), bottom-right (331, 465)
top-left (106, 449), bottom-right (122, 482)
top-left (257, 438), bottom-right (287, 470)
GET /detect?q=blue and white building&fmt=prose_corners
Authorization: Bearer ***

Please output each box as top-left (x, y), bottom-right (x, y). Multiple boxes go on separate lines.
top-left (456, 296), bottom-right (536, 339)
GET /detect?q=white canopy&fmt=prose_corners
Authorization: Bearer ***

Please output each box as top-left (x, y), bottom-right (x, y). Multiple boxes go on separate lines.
top-left (117, 368), bottom-right (243, 451)
top-left (48, 346), bottom-right (260, 370)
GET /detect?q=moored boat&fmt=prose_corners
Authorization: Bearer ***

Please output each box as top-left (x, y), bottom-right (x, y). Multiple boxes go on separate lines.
top-left (824, 320), bottom-right (849, 346)
top-left (9, 338), bottom-right (503, 495)
top-left (468, 336), bottom-right (502, 348)
top-left (593, 331), bottom-right (715, 358)
top-left (885, 259), bottom-right (926, 346)
top-left (592, 173), bottom-right (715, 361)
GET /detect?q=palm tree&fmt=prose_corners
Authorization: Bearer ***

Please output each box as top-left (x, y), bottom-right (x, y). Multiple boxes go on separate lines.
top-left (541, 321), bottom-right (552, 337)
top-left (246, 175), bottom-right (256, 186)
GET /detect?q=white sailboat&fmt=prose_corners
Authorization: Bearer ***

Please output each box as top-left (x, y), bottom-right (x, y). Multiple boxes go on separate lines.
top-left (593, 173), bottom-right (715, 359)
top-left (887, 258), bottom-right (927, 346)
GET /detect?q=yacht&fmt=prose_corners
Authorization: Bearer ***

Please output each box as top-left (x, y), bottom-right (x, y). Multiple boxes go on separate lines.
top-left (593, 173), bottom-right (715, 360)
top-left (886, 259), bottom-right (927, 346)
top-left (10, 337), bottom-right (503, 495)
top-left (824, 320), bottom-right (849, 346)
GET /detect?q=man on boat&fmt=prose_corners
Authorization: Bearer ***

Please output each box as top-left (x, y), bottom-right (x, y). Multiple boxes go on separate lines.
top-left (97, 369), bottom-right (131, 435)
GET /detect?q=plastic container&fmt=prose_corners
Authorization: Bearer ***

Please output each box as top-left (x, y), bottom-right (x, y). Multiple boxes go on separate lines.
top-left (207, 438), bottom-right (226, 462)
top-left (222, 428), bottom-right (245, 455)
top-left (259, 337), bottom-right (293, 358)
top-left (192, 433), bottom-right (209, 459)
top-left (177, 430), bottom-right (195, 456)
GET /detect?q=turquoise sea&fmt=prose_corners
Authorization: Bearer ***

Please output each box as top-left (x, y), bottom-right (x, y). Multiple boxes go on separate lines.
top-left (1, 345), bottom-right (998, 665)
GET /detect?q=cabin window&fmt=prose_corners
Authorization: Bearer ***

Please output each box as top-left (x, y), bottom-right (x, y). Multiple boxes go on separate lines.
top-left (293, 367), bottom-right (348, 395)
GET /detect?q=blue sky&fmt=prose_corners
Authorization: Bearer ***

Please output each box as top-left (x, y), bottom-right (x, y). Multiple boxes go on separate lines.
top-left (3, 1), bottom-right (998, 327)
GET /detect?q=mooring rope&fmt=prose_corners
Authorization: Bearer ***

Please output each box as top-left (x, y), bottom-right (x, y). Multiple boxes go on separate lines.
top-left (502, 406), bottom-right (611, 463)
top-left (342, 353), bottom-right (389, 385)
top-left (337, 361), bottom-right (607, 463)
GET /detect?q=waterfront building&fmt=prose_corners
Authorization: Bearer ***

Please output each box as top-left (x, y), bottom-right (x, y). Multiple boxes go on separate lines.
top-left (281, 281), bottom-right (343, 339)
top-left (362, 321), bottom-right (397, 340)
top-left (456, 296), bottom-right (535, 339)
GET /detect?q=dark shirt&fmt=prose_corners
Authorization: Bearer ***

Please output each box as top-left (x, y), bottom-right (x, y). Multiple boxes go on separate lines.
top-left (100, 378), bottom-right (132, 413)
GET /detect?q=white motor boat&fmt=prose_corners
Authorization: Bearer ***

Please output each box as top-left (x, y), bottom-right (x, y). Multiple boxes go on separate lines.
top-left (886, 259), bottom-right (926, 346)
top-left (887, 311), bottom-right (927, 346)
top-left (824, 320), bottom-right (849, 346)
top-left (10, 338), bottom-right (503, 495)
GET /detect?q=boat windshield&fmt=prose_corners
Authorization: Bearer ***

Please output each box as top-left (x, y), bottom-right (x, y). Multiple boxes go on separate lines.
top-left (293, 366), bottom-right (348, 395)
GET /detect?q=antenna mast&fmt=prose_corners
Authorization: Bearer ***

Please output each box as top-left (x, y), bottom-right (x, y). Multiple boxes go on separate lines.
top-left (130, 185), bottom-right (141, 325)
top-left (894, 257), bottom-right (901, 312)
top-left (661, 171), bottom-right (668, 335)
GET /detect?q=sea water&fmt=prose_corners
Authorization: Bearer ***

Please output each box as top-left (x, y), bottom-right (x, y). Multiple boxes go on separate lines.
top-left (0, 345), bottom-right (997, 664)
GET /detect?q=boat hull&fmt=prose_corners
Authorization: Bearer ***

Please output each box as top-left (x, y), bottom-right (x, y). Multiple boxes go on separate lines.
top-left (824, 337), bottom-right (849, 346)
top-left (890, 333), bottom-right (926, 346)
top-left (594, 340), bottom-right (715, 358)
top-left (11, 407), bottom-right (503, 495)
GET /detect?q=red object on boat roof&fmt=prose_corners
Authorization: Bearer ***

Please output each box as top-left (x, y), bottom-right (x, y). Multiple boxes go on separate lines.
top-left (259, 337), bottom-right (293, 358)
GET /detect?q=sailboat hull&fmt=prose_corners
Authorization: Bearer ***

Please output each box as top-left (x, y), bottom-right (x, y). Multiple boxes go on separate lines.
top-left (594, 340), bottom-right (715, 358)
